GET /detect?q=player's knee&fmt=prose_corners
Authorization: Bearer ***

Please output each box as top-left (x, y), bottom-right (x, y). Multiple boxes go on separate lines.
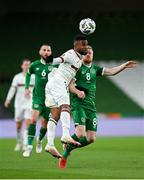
top-left (76, 132), bottom-right (85, 138)
top-left (52, 114), bottom-right (59, 121)
top-left (31, 118), bottom-right (37, 124)
top-left (41, 119), bottom-right (47, 128)
top-left (50, 108), bottom-right (60, 121)
top-left (16, 122), bottom-right (22, 130)
top-left (75, 126), bottom-right (85, 138)
top-left (16, 124), bottom-right (21, 130)
top-left (76, 130), bottom-right (85, 138)
top-left (50, 113), bottom-right (59, 121)
top-left (88, 136), bottom-right (96, 144)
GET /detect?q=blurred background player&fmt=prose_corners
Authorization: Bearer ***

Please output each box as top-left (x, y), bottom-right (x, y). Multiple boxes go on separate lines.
top-left (23, 44), bottom-right (58, 157)
top-left (44, 35), bottom-right (88, 158)
top-left (4, 59), bottom-right (34, 151)
top-left (59, 45), bottom-right (137, 168)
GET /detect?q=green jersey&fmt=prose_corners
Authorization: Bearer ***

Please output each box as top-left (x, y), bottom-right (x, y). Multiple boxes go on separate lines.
top-left (71, 63), bottom-right (103, 112)
top-left (25, 59), bottom-right (58, 105)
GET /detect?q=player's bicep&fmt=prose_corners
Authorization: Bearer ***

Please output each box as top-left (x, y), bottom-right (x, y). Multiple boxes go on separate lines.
top-left (102, 67), bottom-right (113, 76)
top-left (96, 66), bottom-right (104, 76)
top-left (69, 79), bottom-right (76, 87)
top-left (11, 76), bottom-right (18, 87)
top-left (61, 52), bottom-right (73, 63)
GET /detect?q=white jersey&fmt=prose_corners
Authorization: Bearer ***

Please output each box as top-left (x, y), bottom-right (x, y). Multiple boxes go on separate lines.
top-left (6, 72), bottom-right (35, 109)
top-left (49, 49), bottom-right (83, 85)
top-left (45, 49), bottom-right (83, 107)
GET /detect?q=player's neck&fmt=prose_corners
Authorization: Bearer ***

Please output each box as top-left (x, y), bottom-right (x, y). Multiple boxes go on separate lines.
top-left (22, 71), bottom-right (26, 75)
top-left (40, 58), bottom-right (46, 64)
top-left (74, 49), bottom-right (83, 59)
top-left (83, 62), bottom-right (92, 67)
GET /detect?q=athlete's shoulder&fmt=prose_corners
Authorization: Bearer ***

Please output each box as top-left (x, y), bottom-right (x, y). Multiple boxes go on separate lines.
top-left (93, 63), bottom-right (100, 69)
top-left (60, 49), bottom-right (75, 62)
top-left (93, 63), bottom-right (103, 75)
top-left (62, 49), bottom-right (75, 56)
top-left (67, 49), bottom-right (81, 57)
top-left (12, 72), bottom-right (22, 83)
top-left (65, 49), bottom-right (74, 54)
top-left (14, 72), bottom-right (22, 78)
top-left (31, 60), bottom-right (41, 67)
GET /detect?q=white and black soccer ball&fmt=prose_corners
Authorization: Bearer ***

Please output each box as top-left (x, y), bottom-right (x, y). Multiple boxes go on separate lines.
top-left (79, 18), bottom-right (96, 35)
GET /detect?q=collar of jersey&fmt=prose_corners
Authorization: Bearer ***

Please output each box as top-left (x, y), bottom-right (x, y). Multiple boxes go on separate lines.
top-left (83, 62), bottom-right (92, 68)
top-left (40, 59), bottom-right (46, 65)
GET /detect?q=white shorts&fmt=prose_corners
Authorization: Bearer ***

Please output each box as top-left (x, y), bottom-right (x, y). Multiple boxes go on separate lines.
top-left (14, 107), bottom-right (32, 122)
top-left (45, 78), bottom-right (70, 108)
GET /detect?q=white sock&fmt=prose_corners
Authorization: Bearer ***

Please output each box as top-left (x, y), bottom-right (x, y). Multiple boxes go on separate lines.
top-left (47, 118), bottom-right (57, 147)
top-left (16, 130), bottom-right (22, 144)
top-left (23, 129), bottom-right (28, 147)
top-left (60, 111), bottom-right (70, 137)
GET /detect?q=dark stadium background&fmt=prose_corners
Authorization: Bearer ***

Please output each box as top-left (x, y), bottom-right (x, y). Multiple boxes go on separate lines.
top-left (0, 0), bottom-right (144, 117)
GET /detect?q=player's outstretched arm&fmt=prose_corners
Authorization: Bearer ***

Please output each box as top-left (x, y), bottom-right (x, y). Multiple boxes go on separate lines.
top-left (103, 60), bottom-right (138, 76)
top-left (4, 86), bottom-right (16, 108)
top-left (69, 80), bottom-right (85, 99)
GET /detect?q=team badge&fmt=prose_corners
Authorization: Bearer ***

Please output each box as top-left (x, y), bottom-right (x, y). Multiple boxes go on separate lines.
top-left (34, 104), bottom-right (39, 108)
top-left (48, 66), bottom-right (53, 72)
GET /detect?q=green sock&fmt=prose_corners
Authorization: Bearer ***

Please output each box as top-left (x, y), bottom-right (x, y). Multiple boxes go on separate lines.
top-left (79, 136), bottom-right (89, 147)
top-left (63, 134), bottom-right (80, 159)
top-left (63, 135), bottom-right (89, 159)
top-left (71, 134), bottom-right (80, 141)
top-left (28, 124), bottom-right (36, 145)
top-left (39, 127), bottom-right (47, 141)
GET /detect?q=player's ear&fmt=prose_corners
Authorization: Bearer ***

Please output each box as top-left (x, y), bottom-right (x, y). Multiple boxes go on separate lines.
top-left (39, 49), bottom-right (41, 56)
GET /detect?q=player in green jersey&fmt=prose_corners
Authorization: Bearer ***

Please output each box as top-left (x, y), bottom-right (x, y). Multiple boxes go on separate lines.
top-left (23, 44), bottom-right (57, 157)
top-left (59, 45), bottom-right (137, 168)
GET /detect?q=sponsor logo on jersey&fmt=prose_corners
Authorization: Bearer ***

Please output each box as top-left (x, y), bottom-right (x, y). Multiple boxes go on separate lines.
top-left (34, 104), bottom-right (39, 108)
top-left (48, 66), bottom-right (53, 72)
top-left (81, 117), bottom-right (86, 123)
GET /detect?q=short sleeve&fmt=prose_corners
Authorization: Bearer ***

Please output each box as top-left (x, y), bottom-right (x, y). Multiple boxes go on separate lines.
top-left (11, 75), bottom-right (18, 87)
top-left (28, 62), bottom-right (34, 74)
top-left (60, 51), bottom-right (74, 63)
top-left (95, 65), bottom-right (103, 76)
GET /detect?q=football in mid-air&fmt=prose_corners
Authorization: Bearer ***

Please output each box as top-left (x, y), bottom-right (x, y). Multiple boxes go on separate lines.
top-left (79, 18), bottom-right (96, 35)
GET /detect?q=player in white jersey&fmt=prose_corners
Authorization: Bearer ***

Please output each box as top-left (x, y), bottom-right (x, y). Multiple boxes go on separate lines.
top-left (4, 59), bottom-right (35, 151)
top-left (45, 35), bottom-right (88, 158)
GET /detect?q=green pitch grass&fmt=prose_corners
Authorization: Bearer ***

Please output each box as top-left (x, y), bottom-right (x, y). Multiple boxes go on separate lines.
top-left (0, 137), bottom-right (144, 179)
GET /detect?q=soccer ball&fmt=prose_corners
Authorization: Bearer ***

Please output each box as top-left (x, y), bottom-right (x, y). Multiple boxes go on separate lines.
top-left (79, 18), bottom-right (96, 35)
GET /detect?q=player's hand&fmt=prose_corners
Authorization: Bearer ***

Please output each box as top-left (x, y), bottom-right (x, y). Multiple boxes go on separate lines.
top-left (25, 89), bottom-right (31, 98)
top-left (124, 61), bottom-right (138, 68)
top-left (46, 55), bottom-right (53, 63)
top-left (4, 100), bottom-right (10, 108)
top-left (77, 90), bottom-right (85, 99)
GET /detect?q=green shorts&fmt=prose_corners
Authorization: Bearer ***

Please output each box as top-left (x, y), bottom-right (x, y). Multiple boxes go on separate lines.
top-left (71, 107), bottom-right (98, 131)
top-left (32, 102), bottom-right (50, 121)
